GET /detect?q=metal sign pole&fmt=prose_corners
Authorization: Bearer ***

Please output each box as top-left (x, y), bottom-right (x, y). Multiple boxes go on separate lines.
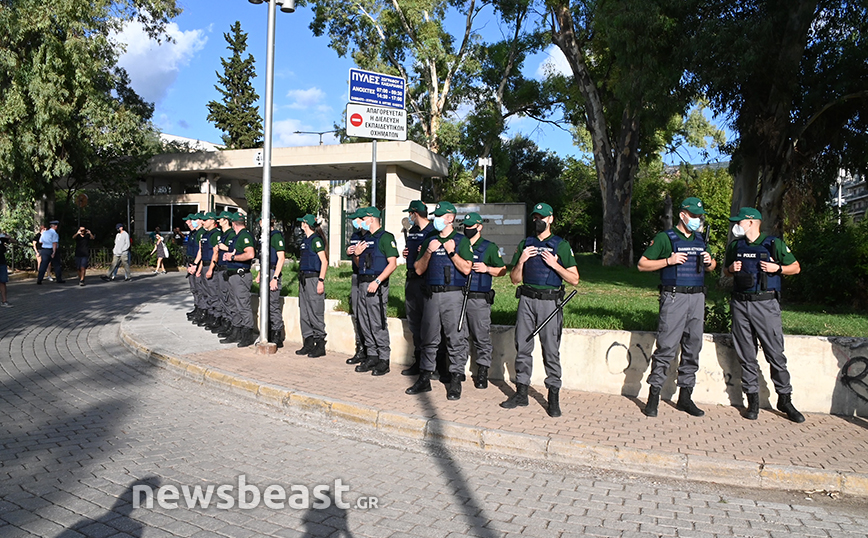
top-left (259, 0), bottom-right (277, 343)
top-left (371, 140), bottom-right (377, 207)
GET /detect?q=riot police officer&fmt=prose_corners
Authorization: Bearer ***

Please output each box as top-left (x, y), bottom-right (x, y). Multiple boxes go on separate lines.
top-left (637, 197), bottom-right (716, 418)
top-left (401, 200), bottom-right (435, 376)
top-left (352, 207), bottom-right (399, 376)
top-left (503, 203), bottom-right (579, 417)
top-left (186, 213), bottom-right (206, 323)
top-left (461, 212), bottom-right (507, 389)
top-left (345, 209), bottom-right (368, 365)
top-left (259, 214), bottom-right (287, 349)
top-left (723, 207), bottom-right (805, 423)
top-left (219, 212), bottom-right (258, 348)
top-left (195, 212), bottom-right (222, 331)
top-left (405, 201), bottom-right (474, 400)
top-left (214, 212), bottom-right (237, 339)
top-left (294, 214), bottom-right (328, 357)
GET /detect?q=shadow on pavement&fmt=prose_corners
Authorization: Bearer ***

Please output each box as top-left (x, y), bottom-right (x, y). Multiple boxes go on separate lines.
top-left (57, 477), bottom-right (161, 538)
top-left (302, 492), bottom-right (354, 538)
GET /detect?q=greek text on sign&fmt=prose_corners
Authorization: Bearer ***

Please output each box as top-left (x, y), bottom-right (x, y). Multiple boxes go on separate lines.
top-left (346, 103), bottom-right (407, 141)
top-left (348, 69), bottom-right (405, 109)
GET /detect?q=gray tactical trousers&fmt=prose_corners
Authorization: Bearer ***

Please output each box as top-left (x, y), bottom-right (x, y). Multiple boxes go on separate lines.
top-left (298, 275), bottom-right (325, 339)
top-left (731, 297), bottom-right (792, 394)
top-left (514, 294), bottom-right (563, 389)
top-left (420, 290), bottom-right (469, 376)
top-left (356, 280), bottom-right (390, 362)
top-left (228, 271), bottom-right (254, 329)
top-left (199, 267), bottom-right (222, 318)
top-left (404, 277), bottom-right (426, 355)
top-left (646, 291), bottom-right (705, 389)
top-left (465, 296), bottom-right (493, 368)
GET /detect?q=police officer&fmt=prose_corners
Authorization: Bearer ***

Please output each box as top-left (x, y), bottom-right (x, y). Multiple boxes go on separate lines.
top-left (401, 200), bottom-right (435, 376)
top-left (345, 209), bottom-right (369, 365)
top-left (405, 201), bottom-right (474, 400)
top-left (187, 213), bottom-right (207, 323)
top-left (461, 212), bottom-right (507, 389)
top-left (637, 197), bottom-right (716, 418)
top-left (293, 214), bottom-right (328, 357)
top-left (723, 207), bottom-right (805, 423)
top-left (183, 214), bottom-right (202, 321)
top-left (258, 214), bottom-right (287, 349)
top-left (352, 207), bottom-right (398, 376)
top-left (219, 212), bottom-right (258, 348)
top-left (503, 202), bottom-right (579, 417)
top-left (195, 212), bottom-right (222, 330)
top-left (214, 212), bottom-right (237, 338)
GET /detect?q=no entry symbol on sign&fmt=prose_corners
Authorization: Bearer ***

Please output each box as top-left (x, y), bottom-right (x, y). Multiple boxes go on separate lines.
top-left (350, 113), bottom-right (363, 127)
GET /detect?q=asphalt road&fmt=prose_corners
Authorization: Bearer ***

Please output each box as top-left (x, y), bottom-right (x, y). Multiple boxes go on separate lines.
top-left (1, 273), bottom-right (866, 537)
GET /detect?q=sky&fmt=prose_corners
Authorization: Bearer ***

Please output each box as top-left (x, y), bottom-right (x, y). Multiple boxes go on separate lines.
top-left (114, 0), bottom-right (725, 164)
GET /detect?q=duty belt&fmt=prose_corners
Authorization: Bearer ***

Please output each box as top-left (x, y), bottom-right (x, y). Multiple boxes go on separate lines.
top-left (467, 291), bottom-right (492, 299)
top-left (659, 285), bottom-right (706, 294)
top-left (358, 274), bottom-right (388, 285)
top-left (300, 271), bottom-right (319, 279)
top-left (732, 291), bottom-right (778, 302)
top-left (517, 285), bottom-right (563, 301)
top-left (428, 285), bottom-right (463, 293)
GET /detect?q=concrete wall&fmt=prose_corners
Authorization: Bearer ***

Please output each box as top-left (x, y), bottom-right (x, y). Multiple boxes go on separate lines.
top-left (454, 203), bottom-right (527, 261)
top-left (259, 296), bottom-right (868, 417)
top-left (386, 165), bottom-right (423, 261)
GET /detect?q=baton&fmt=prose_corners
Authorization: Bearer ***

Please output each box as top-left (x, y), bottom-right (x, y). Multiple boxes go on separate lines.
top-left (457, 272), bottom-right (473, 332)
top-left (697, 224), bottom-right (711, 273)
top-left (526, 289), bottom-right (577, 342)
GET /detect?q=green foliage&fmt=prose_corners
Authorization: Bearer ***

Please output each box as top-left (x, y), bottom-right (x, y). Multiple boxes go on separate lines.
top-left (245, 182), bottom-right (321, 230)
top-left (704, 296), bottom-right (731, 334)
top-left (681, 164), bottom-right (732, 258)
top-left (206, 21), bottom-right (263, 150)
top-left (0, 0), bottom-right (177, 202)
top-left (786, 212), bottom-right (868, 309)
top-left (486, 135), bottom-right (564, 211)
top-left (555, 157), bottom-right (602, 252)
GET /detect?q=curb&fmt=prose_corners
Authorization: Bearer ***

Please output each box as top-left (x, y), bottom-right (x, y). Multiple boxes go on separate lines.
top-left (119, 308), bottom-right (868, 498)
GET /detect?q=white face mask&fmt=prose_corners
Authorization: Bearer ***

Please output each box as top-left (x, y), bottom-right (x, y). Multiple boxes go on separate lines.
top-left (732, 224), bottom-right (745, 238)
top-left (685, 216), bottom-right (702, 232)
top-left (433, 217), bottom-right (447, 231)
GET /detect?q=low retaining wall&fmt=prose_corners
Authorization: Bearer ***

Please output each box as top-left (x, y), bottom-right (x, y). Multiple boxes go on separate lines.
top-left (255, 296), bottom-right (868, 416)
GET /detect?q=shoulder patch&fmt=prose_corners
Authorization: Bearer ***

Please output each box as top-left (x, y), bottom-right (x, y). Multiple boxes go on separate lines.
top-left (391, 240), bottom-right (397, 248)
top-left (649, 239), bottom-right (654, 247)
top-left (278, 240), bottom-right (284, 247)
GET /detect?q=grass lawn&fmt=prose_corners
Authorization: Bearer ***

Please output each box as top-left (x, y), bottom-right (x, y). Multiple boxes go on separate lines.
top-left (255, 254), bottom-right (868, 338)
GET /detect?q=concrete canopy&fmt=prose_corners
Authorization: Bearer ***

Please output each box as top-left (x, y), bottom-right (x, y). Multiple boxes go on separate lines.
top-left (147, 141), bottom-right (448, 184)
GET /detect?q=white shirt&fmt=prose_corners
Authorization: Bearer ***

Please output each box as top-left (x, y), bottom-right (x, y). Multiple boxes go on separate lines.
top-left (113, 231), bottom-right (130, 256)
top-left (40, 228), bottom-right (59, 249)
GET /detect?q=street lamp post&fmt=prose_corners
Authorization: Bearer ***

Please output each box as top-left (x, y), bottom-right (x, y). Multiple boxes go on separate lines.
top-left (250, 0), bottom-right (295, 352)
top-left (294, 129), bottom-right (339, 145)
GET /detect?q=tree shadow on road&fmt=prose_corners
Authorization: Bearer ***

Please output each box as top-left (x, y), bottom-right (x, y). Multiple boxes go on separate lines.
top-left (57, 476), bottom-right (161, 538)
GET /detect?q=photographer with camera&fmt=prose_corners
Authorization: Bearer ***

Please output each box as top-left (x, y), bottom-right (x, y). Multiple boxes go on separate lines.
top-left (73, 227), bottom-right (95, 286)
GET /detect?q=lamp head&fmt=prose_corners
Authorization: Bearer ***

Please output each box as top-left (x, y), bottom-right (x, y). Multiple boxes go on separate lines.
top-left (278, 0), bottom-right (296, 12)
top-left (248, 0), bottom-right (264, 4)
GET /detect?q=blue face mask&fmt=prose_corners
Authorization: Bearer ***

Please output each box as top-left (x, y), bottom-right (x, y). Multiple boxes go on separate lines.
top-left (360, 220), bottom-right (371, 231)
top-left (686, 217), bottom-right (702, 232)
top-left (351, 219), bottom-right (360, 230)
top-left (433, 217), bottom-right (447, 232)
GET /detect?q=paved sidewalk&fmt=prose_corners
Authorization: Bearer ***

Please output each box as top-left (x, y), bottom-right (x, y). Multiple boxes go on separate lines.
top-left (121, 293), bottom-right (868, 497)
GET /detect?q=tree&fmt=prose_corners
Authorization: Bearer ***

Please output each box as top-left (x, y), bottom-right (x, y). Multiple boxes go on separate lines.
top-left (245, 182), bottom-right (320, 231)
top-left (688, 0), bottom-right (868, 235)
top-left (206, 21), bottom-right (263, 150)
top-left (547, 0), bottom-right (696, 266)
top-left (0, 0), bottom-right (179, 211)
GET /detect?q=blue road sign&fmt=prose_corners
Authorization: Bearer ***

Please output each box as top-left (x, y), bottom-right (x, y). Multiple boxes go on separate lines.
top-left (348, 69), bottom-right (405, 110)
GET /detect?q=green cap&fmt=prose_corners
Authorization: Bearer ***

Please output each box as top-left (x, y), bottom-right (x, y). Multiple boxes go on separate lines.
top-left (202, 211), bottom-right (218, 221)
top-left (183, 213), bottom-right (194, 221)
top-left (358, 207), bottom-right (382, 218)
top-left (402, 200), bottom-right (428, 214)
top-left (729, 207), bottom-right (762, 222)
top-left (217, 211), bottom-right (232, 220)
top-left (297, 214), bottom-right (318, 227)
top-left (346, 208), bottom-right (361, 219)
top-left (433, 201), bottom-right (456, 216)
top-left (193, 212), bottom-right (204, 220)
top-left (680, 197), bottom-right (706, 215)
top-left (228, 212), bottom-right (246, 223)
top-left (530, 202), bottom-right (553, 217)
top-left (462, 212), bottom-right (483, 226)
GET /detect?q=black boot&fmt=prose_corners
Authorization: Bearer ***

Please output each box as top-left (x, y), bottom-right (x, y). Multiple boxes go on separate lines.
top-left (355, 356), bottom-right (379, 373)
top-left (744, 392), bottom-right (759, 420)
top-left (500, 383), bottom-right (529, 408)
top-left (676, 387), bottom-right (705, 417)
top-left (217, 320), bottom-right (233, 338)
top-left (447, 374), bottom-right (463, 400)
top-left (371, 359), bottom-right (390, 376)
top-left (777, 393), bottom-right (805, 423)
top-left (474, 365), bottom-right (489, 389)
top-left (346, 343), bottom-right (366, 364)
top-left (405, 371), bottom-right (432, 395)
top-left (202, 314), bottom-right (218, 330)
top-left (237, 327), bottom-right (258, 348)
top-left (307, 337), bottom-right (326, 358)
top-left (209, 318), bottom-right (226, 334)
top-left (186, 307), bottom-right (198, 320)
top-left (547, 386), bottom-right (562, 417)
top-left (295, 336), bottom-right (314, 355)
top-left (269, 328), bottom-right (284, 349)
top-left (643, 386), bottom-right (661, 417)
top-left (401, 350), bottom-right (421, 376)
top-left (219, 326), bottom-right (241, 344)
top-left (192, 309), bottom-right (206, 324)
